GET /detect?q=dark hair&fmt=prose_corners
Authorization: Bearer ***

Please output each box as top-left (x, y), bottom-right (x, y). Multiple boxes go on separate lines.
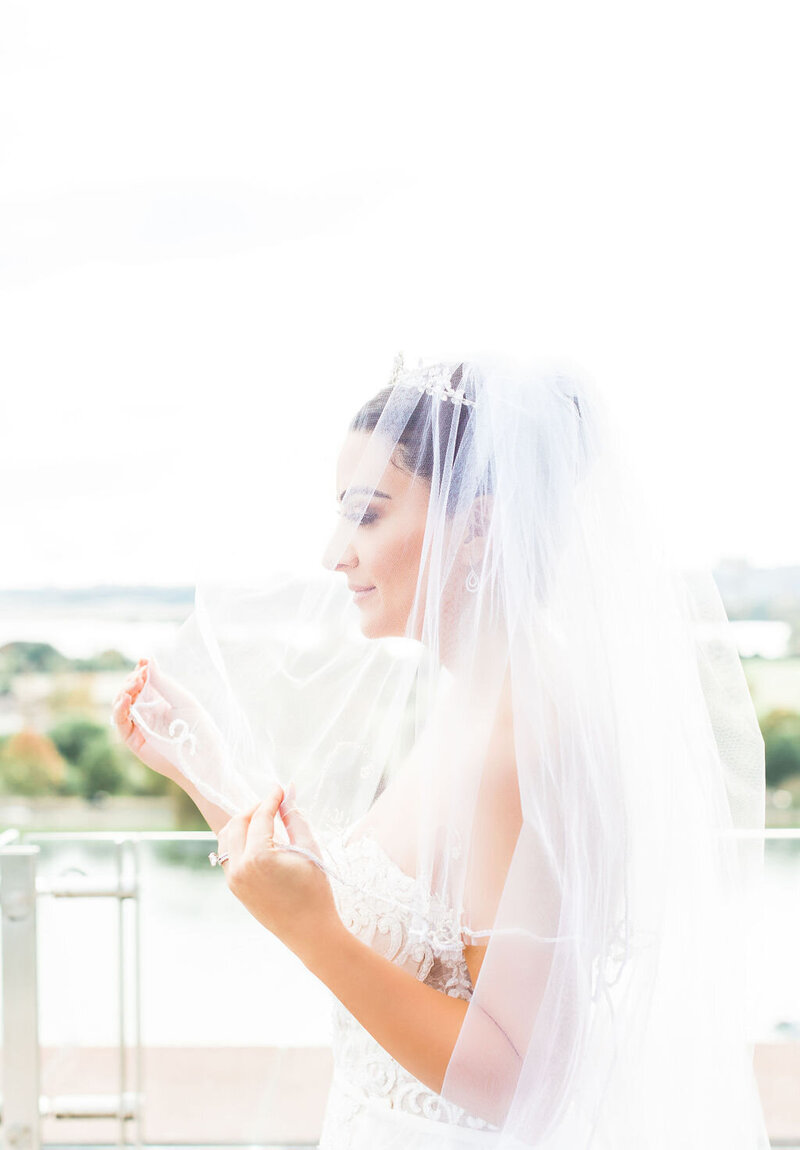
top-left (349, 363), bottom-right (476, 488)
top-left (349, 363), bottom-right (587, 524)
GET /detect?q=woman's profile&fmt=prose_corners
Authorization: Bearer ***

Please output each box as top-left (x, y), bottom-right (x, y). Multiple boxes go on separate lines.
top-left (112, 354), bottom-right (768, 1149)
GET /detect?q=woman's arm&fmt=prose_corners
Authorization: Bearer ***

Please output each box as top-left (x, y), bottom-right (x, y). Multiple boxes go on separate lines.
top-left (309, 921), bottom-right (469, 1094)
top-left (111, 660), bottom-right (232, 833)
top-left (158, 766), bottom-right (231, 834)
top-left (114, 669), bottom-right (517, 1115)
top-left (215, 788), bottom-right (520, 1122)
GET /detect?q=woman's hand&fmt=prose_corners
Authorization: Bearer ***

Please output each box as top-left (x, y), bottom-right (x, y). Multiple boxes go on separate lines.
top-left (111, 658), bottom-right (178, 780)
top-left (111, 657), bottom-right (232, 832)
top-left (215, 784), bottom-right (345, 967)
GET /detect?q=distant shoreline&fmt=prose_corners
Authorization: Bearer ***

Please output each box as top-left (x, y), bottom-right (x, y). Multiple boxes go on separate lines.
top-left (0, 585), bottom-right (194, 607)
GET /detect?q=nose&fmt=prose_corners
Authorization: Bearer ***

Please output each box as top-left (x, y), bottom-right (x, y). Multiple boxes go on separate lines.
top-left (335, 550), bottom-right (357, 572)
top-left (321, 525), bottom-right (358, 573)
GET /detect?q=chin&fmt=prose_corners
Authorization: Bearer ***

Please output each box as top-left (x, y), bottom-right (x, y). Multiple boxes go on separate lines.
top-left (356, 604), bottom-right (384, 640)
top-left (358, 607), bottom-right (409, 641)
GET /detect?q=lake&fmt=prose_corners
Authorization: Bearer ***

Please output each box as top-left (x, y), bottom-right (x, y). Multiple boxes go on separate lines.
top-left (0, 614), bottom-right (187, 662)
top-left (16, 833), bottom-right (800, 1049)
top-left (0, 609), bottom-right (792, 663)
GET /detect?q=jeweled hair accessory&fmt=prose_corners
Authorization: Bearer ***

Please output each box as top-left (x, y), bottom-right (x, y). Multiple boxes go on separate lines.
top-left (388, 351), bottom-right (476, 408)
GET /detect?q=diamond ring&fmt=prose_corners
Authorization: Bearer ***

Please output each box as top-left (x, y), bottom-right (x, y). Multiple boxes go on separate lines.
top-left (208, 851), bottom-right (230, 867)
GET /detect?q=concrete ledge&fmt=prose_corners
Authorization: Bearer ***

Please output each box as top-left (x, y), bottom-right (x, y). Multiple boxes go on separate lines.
top-left (5, 1046), bottom-right (332, 1146)
top-left (0, 1042), bottom-right (796, 1145)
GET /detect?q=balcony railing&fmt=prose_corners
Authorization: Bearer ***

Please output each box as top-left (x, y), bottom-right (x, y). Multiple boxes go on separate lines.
top-left (1, 828), bottom-right (798, 1150)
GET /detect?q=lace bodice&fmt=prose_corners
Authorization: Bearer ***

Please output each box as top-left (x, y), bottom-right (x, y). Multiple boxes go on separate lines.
top-left (318, 831), bottom-right (497, 1141)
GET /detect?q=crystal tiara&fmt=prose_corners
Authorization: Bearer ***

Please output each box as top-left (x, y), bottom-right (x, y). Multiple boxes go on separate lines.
top-left (388, 352), bottom-right (476, 408)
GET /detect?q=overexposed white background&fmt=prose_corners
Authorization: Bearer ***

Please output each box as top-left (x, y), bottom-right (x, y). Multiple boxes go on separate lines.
top-left (2, 1), bottom-right (798, 587)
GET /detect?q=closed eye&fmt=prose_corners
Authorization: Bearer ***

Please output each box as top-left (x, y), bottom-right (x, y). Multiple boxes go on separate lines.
top-left (338, 506), bottom-right (379, 526)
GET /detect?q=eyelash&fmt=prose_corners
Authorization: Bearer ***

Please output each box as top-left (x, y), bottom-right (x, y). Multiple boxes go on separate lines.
top-left (339, 508), bottom-right (378, 527)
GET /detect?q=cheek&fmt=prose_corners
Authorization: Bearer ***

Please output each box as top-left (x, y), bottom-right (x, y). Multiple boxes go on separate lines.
top-left (372, 528), bottom-right (423, 592)
top-left (374, 539), bottom-right (407, 587)
top-left (364, 506), bottom-right (428, 599)
top-left (394, 530), bottom-right (427, 592)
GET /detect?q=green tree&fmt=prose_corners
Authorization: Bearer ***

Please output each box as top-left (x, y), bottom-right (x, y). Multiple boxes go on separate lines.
top-left (171, 782), bottom-right (209, 829)
top-left (761, 709), bottom-right (800, 788)
top-left (49, 715), bottom-right (172, 799)
top-left (49, 716), bottom-right (125, 799)
top-left (0, 641), bottom-right (70, 675)
top-left (74, 649), bottom-right (133, 672)
top-left (49, 716), bottom-right (109, 764)
top-left (0, 728), bottom-right (66, 796)
top-left (79, 738), bottom-right (126, 798)
top-left (121, 751), bottom-right (173, 797)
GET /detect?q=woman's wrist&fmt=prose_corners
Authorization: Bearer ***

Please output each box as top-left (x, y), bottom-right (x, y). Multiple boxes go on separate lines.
top-left (296, 912), bottom-right (353, 976)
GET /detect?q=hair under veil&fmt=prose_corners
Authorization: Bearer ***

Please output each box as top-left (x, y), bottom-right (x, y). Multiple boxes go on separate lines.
top-left (129, 353), bottom-right (768, 1148)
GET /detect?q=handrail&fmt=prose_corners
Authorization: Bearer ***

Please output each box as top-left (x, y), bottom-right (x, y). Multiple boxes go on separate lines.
top-left (1, 825), bottom-right (797, 1150)
top-left (0, 835), bottom-right (143, 1150)
top-left (19, 830), bottom-right (216, 841)
top-left (20, 827), bottom-right (800, 840)
top-left (0, 845), bottom-right (41, 1150)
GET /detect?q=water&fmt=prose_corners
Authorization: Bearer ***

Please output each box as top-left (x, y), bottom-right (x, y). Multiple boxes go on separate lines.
top-left (20, 835), bottom-right (800, 1049)
top-left (0, 615), bottom-right (185, 662)
top-left (1, 612), bottom-right (790, 664)
top-left (730, 620), bottom-right (792, 659)
top-left (752, 837), bottom-right (800, 1038)
top-left (31, 837), bottom-right (332, 1048)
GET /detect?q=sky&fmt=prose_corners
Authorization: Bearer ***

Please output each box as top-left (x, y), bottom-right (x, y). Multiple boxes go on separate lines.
top-left (2, 1), bottom-right (799, 588)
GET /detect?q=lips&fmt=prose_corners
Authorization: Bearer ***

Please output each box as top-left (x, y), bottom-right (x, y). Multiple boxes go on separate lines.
top-left (350, 585), bottom-right (376, 600)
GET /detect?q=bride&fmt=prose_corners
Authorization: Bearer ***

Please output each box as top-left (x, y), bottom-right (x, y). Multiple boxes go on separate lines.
top-left (112, 354), bottom-right (768, 1149)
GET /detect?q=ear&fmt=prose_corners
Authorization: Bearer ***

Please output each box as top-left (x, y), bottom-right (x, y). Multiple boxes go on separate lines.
top-left (461, 495), bottom-right (493, 566)
top-left (465, 494), bottom-right (493, 541)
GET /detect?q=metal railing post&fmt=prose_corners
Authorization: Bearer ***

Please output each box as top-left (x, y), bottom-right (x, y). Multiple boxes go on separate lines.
top-left (1, 845), bottom-right (41, 1150)
top-left (112, 836), bottom-right (143, 1150)
top-left (116, 838), bottom-right (127, 1150)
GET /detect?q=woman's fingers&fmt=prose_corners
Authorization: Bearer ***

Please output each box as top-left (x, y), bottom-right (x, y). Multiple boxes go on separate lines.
top-left (245, 785), bottom-right (285, 852)
top-left (116, 668), bottom-right (146, 709)
top-left (217, 802), bottom-right (260, 866)
top-left (111, 691), bottom-right (139, 744)
top-left (279, 783), bottom-right (320, 855)
top-left (214, 788), bottom-right (320, 903)
top-left (112, 690), bottom-right (133, 724)
top-left (278, 780), bottom-right (296, 817)
top-left (113, 664), bottom-right (148, 718)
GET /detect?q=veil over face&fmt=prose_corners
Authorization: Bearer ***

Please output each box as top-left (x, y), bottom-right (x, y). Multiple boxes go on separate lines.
top-left (131, 353), bottom-right (768, 1148)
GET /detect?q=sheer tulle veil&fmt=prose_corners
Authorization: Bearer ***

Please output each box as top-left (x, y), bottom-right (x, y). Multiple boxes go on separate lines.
top-left (130, 352), bottom-right (768, 1148)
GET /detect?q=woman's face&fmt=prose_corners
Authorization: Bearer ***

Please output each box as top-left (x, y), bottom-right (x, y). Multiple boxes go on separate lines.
top-left (323, 431), bottom-right (431, 639)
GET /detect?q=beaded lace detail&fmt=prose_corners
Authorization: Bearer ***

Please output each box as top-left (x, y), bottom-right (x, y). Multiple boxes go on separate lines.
top-left (318, 832), bottom-right (496, 1144)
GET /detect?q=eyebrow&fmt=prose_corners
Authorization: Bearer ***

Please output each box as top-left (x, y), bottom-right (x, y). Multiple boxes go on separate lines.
top-left (338, 486), bottom-right (392, 503)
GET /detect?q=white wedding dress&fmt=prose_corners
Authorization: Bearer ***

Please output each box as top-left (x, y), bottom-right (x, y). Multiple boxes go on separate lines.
top-left (317, 830), bottom-right (502, 1150)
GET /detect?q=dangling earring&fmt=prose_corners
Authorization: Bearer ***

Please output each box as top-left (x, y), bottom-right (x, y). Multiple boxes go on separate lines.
top-left (466, 567), bottom-right (480, 593)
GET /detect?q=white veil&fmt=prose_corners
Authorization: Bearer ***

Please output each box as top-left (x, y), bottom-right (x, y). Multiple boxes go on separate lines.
top-left (129, 353), bottom-right (768, 1148)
